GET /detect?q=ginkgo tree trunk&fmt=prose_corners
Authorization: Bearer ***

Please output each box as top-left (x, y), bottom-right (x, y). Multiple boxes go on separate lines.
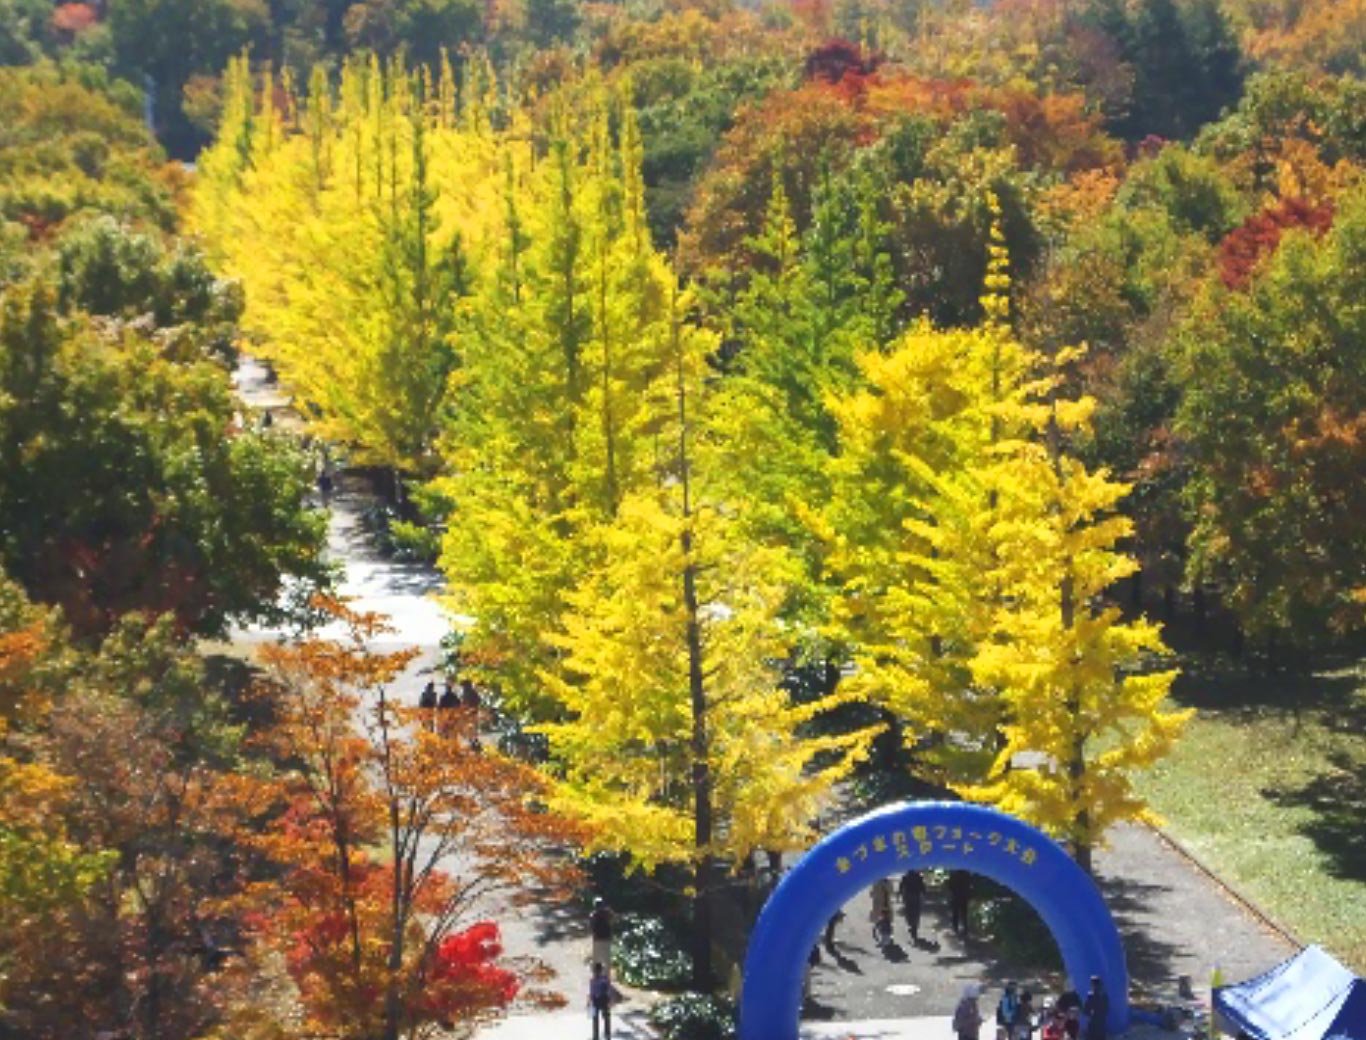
top-left (538, 289), bottom-right (878, 986)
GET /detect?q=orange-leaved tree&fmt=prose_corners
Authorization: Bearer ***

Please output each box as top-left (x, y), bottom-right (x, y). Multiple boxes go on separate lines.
top-left (248, 596), bottom-right (586, 1040)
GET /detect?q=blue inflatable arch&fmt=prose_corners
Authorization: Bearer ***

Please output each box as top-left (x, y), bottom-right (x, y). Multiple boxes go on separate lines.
top-left (739, 802), bottom-right (1129, 1040)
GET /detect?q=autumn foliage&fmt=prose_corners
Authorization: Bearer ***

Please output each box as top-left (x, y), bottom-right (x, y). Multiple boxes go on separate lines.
top-left (243, 596), bottom-right (583, 1039)
top-left (50, 3), bottom-right (98, 35)
top-left (11, 0), bottom-right (1366, 1028)
top-left (1217, 196), bottom-right (1335, 289)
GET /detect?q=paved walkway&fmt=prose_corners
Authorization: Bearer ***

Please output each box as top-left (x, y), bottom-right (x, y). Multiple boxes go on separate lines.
top-left (228, 353), bottom-right (1297, 1039)
top-left (470, 1012), bottom-right (952, 1039)
top-left (1094, 824), bottom-right (1293, 996)
top-left (802, 822), bottom-right (1293, 1025)
top-left (475, 1008), bottom-right (656, 1039)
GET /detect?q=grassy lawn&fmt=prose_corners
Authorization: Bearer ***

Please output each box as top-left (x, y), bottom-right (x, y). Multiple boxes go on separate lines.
top-left (1135, 655), bottom-right (1366, 972)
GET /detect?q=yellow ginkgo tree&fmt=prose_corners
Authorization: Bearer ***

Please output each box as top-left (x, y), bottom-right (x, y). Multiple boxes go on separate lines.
top-left (191, 55), bottom-right (501, 481)
top-left (826, 210), bottom-right (1189, 871)
top-left (539, 288), bottom-right (879, 987)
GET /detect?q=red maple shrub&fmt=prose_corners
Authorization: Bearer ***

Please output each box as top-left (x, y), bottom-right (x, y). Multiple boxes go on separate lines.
top-left (1217, 196), bottom-right (1335, 289)
top-left (425, 923), bottom-right (521, 1015)
top-left (51, 3), bottom-right (97, 35)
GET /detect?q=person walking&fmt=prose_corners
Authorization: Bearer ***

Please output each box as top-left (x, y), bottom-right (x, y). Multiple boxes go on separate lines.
top-left (766, 849), bottom-right (783, 881)
top-left (436, 680), bottom-right (459, 735)
top-left (438, 681), bottom-right (459, 710)
top-left (948, 869), bottom-right (972, 937)
top-left (898, 869), bottom-right (925, 943)
top-left (869, 877), bottom-right (893, 947)
top-left (590, 898), bottom-right (615, 975)
top-left (997, 981), bottom-right (1021, 1040)
top-left (1083, 977), bottom-right (1109, 1040)
top-left (419, 680), bottom-right (437, 709)
top-left (954, 983), bottom-right (985, 1040)
top-left (460, 678), bottom-right (482, 712)
top-left (588, 962), bottom-right (613, 1040)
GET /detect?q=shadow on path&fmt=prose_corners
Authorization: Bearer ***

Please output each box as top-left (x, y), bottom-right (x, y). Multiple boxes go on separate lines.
top-left (1094, 873), bottom-right (1185, 987)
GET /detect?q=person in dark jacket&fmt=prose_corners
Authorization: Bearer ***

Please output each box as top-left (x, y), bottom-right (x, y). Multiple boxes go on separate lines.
top-left (460, 678), bottom-right (481, 711)
top-left (1014, 990), bottom-right (1037, 1040)
top-left (418, 680), bottom-right (437, 731)
top-left (436, 681), bottom-right (459, 736)
top-left (898, 869), bottom-right (926, 942)
top-left (590, 898), bottom-right (615, 975)
top-left (588, 962), bottom-right (613, 1040)
top-left (948, 869), bottom-right (973, 936)
top-left (954, 983), bottom-right (984, 1040)
top-left (1083, 976), bottom-right (1109, 1040)
top-left (438, 682), bottom-right (459, 710)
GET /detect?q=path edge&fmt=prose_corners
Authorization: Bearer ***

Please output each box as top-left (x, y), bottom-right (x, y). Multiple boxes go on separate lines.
top-left (1143, 822), bottom-right (1301, 951)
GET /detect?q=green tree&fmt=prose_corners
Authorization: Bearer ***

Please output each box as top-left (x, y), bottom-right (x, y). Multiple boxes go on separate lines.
top-left (55, 215), bottom-right (244, 361)
top-left (1085, 0), bottom-right (1244, 142)
top-left (0, 281), bottom-right (327, 637)
top-left (525, 0), bottom-right (581, 47)
top-left (1175, 186), bottom-right (1366, 649)
top-left (341, 0), bottom-right (482, 67)
top-left (0, 64), bottom-right (176, 233)
top-left (109, 0), bottom-right (271, 156)
top-left (0, 0), bottom-right (57, 63)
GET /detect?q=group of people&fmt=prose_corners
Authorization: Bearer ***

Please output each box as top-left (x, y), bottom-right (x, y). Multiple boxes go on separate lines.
top-left (862, 869), bottom-right (974, 950)
top-left (417, 678), bottom-right (485, 748)
top-left (955, 977), bottom-right (1111, 1040)
top-left (417, 672), bottom-right (483, 716)
top-left (418, 677), bottom-right (483, 714)
top-left (587, 879), bottom-right (1112, 1040)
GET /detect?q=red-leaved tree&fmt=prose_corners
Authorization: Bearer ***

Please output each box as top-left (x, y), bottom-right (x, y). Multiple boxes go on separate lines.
top-left (246, 597), bottom-right (586, 1040)
top-left (1217, 196), bottom-right (1335, 289)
